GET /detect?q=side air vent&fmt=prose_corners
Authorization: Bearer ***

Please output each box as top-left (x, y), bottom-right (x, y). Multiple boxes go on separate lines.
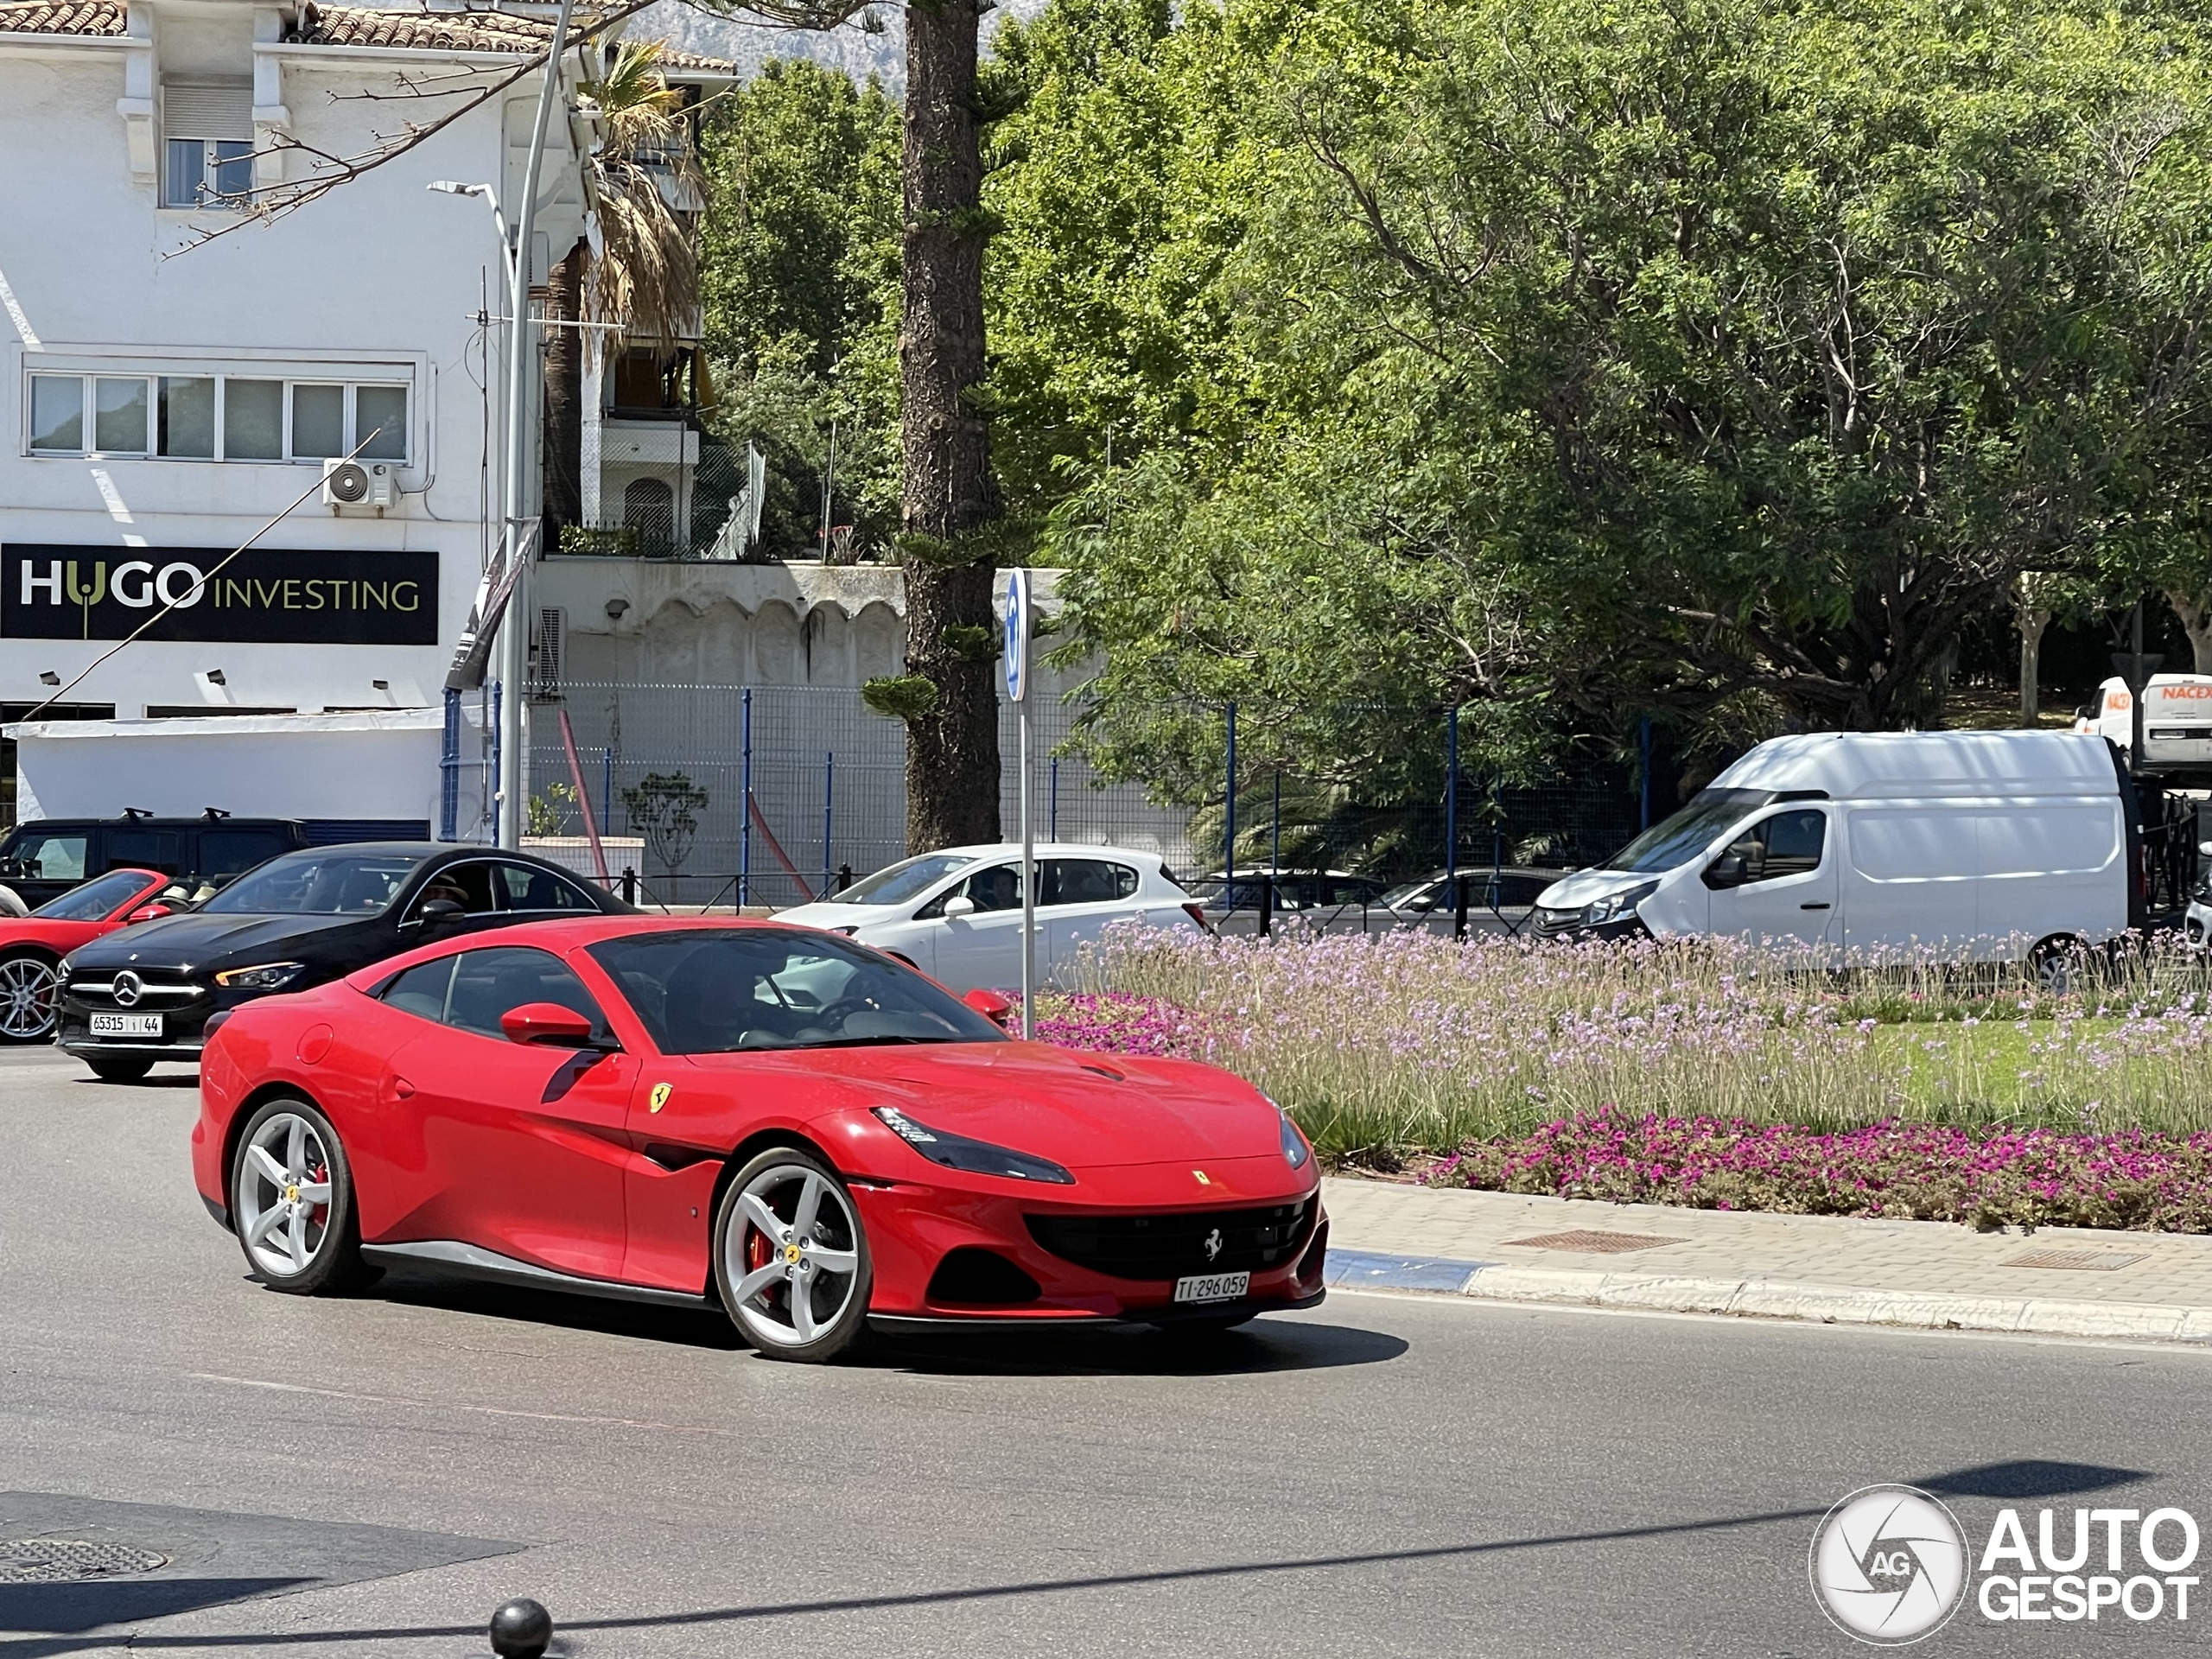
top-left (926, 1248), bottom-right (1042, 1306)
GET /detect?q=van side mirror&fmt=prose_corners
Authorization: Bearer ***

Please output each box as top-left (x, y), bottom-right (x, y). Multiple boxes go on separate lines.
top-left (1704, 853), bottom-right (1747, 890)
top-left (941, 893), bottom-right (976, 918)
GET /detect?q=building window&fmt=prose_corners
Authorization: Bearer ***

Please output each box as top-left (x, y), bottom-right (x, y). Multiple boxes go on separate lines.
top-left (164, 138), bottom-right (253, 209)
top-left (162, 79), bottom-right (253, 210)
top-left (23, 372), bottom-right (409, 464)
top-left (624, 478), bottom-right (675, 551)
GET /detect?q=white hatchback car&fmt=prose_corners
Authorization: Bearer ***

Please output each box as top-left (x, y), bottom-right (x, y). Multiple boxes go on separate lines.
top-left (773, 843), bottom-right (1207, 993)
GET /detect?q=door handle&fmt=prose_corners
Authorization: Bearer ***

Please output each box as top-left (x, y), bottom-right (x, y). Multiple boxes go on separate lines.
top-left (1800, 903), bottom-right (1831, 911)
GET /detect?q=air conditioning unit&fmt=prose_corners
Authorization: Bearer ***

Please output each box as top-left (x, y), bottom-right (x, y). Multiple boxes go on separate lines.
top-left (323, 457), bottom-right (396, 514)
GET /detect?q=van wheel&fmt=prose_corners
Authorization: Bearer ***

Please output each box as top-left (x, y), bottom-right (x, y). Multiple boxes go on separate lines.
top-left (2030, 936), bottom-right (2086, 995)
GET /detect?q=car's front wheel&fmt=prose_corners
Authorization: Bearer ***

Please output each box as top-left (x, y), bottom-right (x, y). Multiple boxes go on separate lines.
top-left (230, 1097), bottom-right (372, 1294)
top-left (713, 1147), bottom-right (873, 1363)
top-left (0, 951), bottom-right (58, 1044)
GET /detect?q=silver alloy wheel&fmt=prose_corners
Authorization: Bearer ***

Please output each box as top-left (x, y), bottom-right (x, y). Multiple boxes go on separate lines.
top-left (236, 1112), bottom-right (335, 1279)
top-left (0, 957), bottom-right (56, 1040)
top-left (723, 1162), bottom-right (861, 1349)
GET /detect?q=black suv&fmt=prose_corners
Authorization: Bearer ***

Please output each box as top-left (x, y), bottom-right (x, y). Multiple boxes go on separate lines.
top-left (57, 842), bottom-right (636, 1081)
top-left (0, 812), bottom-right (309, 911)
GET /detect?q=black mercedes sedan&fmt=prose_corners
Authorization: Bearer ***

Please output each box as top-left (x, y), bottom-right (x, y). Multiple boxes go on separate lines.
top-left (56, 843), bottom-right (636, 1081)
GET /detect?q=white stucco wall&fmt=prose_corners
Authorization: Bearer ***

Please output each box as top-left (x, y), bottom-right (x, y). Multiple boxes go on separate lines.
top-left (0, 4), bottom-right (587, 720)
top-left (6, 707), bottom-right (467, 823)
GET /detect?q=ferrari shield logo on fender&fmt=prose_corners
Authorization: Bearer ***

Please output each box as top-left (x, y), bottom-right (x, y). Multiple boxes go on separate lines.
top-left (1192, 1169), bottom-right (1211, 1185)
top-left (648, 1082), bottom-right (673, 1114)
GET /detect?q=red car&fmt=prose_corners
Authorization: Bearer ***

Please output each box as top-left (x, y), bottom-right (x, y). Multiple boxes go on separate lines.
top-left (0, 868), bottom-right (181, 1045)
top-left (193, 917), bottom-right (1326, 1362)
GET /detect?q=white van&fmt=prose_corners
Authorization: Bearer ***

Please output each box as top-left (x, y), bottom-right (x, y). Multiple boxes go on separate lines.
top-left (1531, 731), bottom-right (2139, 963)
top-left (2075, 673), bottom-right (2212, 766)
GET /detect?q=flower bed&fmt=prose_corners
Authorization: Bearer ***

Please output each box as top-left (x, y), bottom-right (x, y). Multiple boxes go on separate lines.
top-left (1423, 1109), bottom-right (2212, 1234)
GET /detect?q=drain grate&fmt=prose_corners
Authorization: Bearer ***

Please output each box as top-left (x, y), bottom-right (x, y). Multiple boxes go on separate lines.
top-left (1500, 1230), bottom-right (1686, 1255)
top-left (0, 1539), bottom-right (169, 1583)
top-left (2003, 1249), bottom-right (2147, 1273)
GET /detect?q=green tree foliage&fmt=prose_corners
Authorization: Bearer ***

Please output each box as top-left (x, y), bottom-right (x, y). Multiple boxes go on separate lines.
top-left (982, 0), bottom-right (2212, 800)
top-left (698, 60), bottom-right (903, 558)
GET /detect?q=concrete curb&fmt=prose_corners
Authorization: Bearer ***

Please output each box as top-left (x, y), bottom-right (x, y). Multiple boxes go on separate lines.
top-left (1322, 1249), bottom-right (2212, 1342)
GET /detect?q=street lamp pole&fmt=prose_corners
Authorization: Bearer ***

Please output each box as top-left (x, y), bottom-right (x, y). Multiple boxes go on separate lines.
top-left (433, 0), bottom-right (578, 847)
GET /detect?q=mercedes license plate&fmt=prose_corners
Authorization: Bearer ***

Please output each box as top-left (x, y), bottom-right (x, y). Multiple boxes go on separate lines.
top-left (1173, 1271), bottom-right (1249, 1304)
top-left (89, 1013), bottom-right (161, 1037)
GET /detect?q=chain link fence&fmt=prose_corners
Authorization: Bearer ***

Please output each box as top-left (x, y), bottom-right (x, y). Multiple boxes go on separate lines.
top-left (524, 687), bottom-right (1649, 912)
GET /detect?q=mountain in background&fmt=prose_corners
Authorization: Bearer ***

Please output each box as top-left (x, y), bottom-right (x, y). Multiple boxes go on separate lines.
top-left (638, 0), bottom-right (1047, 92)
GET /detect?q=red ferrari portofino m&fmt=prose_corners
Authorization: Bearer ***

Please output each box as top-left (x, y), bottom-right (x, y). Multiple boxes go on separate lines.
top-left (193, 918), bottom-right (1326, 1360)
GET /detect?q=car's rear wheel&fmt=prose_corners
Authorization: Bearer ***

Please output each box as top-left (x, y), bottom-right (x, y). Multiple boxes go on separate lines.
top-left (84, 1053), bottom-right (155, 1083)
top-left (0, 951), bottom-right (58, 1044)
top-left (230, 1097), bottom-right (372, 1295)
top-left (2030, 934), bottom-right (2088, 995)
top-left (713, 1147), bottom-right (872, 1363)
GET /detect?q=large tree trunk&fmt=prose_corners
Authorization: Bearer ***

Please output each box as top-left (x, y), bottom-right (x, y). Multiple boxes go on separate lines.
top-left (2168, 590), bottom-right (2212, 675)
top-left (542, 236), bottom-right (590, 551)
top-left (2018, 605), bottom-right (2051, 723)
top-left (897, 0), bottom-right (1001, 851)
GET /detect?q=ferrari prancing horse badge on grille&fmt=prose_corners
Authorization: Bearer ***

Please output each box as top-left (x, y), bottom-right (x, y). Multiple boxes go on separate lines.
top-left (649, 1082), bottom-right (673, 1114)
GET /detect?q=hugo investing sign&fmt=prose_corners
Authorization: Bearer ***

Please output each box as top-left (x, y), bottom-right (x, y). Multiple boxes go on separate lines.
top-left (3, 546), bottom-right (438, 645)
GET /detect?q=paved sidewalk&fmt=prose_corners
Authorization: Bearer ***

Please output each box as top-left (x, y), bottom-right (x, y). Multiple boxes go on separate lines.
top-left (1319, 1176), bottom-right (2212, 1342)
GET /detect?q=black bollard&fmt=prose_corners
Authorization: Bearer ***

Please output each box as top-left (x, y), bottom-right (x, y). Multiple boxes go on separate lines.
top-left (489, 1598), bottom-right (553, 1659)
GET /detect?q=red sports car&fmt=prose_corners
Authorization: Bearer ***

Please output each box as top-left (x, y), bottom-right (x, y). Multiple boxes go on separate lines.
top-left (192, 917), bottom-right (1326, 1361)
top-left (0, 868), bottom-right (181, 1044)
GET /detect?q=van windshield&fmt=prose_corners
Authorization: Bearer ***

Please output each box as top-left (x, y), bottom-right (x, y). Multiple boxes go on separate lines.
top-left (1600, 789), bottom-right (1775, 874)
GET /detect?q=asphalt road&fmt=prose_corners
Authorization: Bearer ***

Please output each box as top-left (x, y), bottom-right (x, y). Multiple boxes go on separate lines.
top-left (1, 1046), bottom-right (2208, 1659)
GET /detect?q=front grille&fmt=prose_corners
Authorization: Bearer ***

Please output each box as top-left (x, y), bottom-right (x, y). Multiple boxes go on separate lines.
top-left (1027, 1198), bottom-right (1317, 1281)
top-left (67, 968), bottom-right (207, 1011)
top-left (1533, 906), bottom-right (1577, 932)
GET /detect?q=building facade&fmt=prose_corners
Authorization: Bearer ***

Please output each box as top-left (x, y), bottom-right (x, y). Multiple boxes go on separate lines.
top-left (0, 0), bottom-right (728, 825)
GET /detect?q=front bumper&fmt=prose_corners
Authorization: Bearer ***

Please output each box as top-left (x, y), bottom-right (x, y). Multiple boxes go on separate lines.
top-left (851, 1174), bottom-right (1332, 1325)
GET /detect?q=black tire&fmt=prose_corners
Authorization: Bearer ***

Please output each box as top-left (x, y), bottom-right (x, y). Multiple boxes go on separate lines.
top-left (0, 950), bottom-right (59, 1045)
top-left (229, 1096), bottom-right (374, 1295)
top-left (2030, 934), bottom-right (2086, 995)
top-left (84, 1054), bottom-right (155, 1083)
top-left (712, 1146), bottom-right (874, 1363)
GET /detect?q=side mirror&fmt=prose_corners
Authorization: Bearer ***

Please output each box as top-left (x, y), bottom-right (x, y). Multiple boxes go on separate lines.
top-left (416, 898), bottom-right (466, 925)
top-left (499, 1001), bottom-right (601, 1048)
top-left (1704, 853), bottom-right (1747, 890)
top-left (941, 893), bottom-right (976, 918)
top-left (963, 987), bottom-right (1014, 1027)
top-left (125, 902), bottom-right (174, 925)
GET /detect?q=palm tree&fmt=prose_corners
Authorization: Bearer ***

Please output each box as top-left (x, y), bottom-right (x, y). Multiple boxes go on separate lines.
top-left (543, 38), bottom-right (707, 549)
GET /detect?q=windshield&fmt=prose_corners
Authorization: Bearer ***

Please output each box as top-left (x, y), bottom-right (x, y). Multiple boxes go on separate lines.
top-left (589, 929), bottom-right (1007, 1053)
top-left (201, 851), bottom-right (426, 915)
top-left (33, 869), bottom-right (160, 922)
top-left (1378, 878), bottom-right (1439, 910)
top-left (1601, 789), bottom-right (1773, 874)
top-left (824, 852), bottom-right (979, 907)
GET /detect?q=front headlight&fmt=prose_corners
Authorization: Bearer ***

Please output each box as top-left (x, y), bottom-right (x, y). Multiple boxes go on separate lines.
top-left (872, 1105), bottom-right (1075, 1185)
top-left (1279, 1112), bottom-right (1311, 1170)
top-left (1581, 881), bottom-right (1659, 927)
top-left (213, 961), bottom-right (305, 991)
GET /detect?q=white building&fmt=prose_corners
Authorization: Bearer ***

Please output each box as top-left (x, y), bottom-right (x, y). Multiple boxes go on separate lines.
top-left (0, 0), bottom-right (729, 827)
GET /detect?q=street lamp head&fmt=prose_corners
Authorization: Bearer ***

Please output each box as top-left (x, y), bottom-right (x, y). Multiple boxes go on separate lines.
top-left (428, 180), bottom-right (489, 198)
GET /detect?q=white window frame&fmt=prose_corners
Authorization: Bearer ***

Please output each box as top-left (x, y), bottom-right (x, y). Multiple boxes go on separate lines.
top-left (22, 371), bottom-right (410, 465)
top-left (162, 137), bottom-right (255, 212)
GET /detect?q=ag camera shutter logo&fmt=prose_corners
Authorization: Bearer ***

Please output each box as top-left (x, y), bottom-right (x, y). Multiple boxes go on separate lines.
top-left (1809, 1484), bottom-right (1969, 1645)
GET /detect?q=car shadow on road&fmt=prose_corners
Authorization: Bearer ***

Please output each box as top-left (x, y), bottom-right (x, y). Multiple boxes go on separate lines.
top-left (364, 1272), bottom-right (1403, 1375)
top-left (67, 1072), bottom-right (198, 1090)
top-left (873, 1317), bottom-right (1408, 1377)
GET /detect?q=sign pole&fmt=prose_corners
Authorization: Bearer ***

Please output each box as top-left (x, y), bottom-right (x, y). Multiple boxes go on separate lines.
top-left (1004, 569), bottom-right (1033, 1039)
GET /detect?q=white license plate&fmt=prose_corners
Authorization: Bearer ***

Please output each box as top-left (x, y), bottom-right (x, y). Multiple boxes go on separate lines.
top-left (1173, 1271), bottom-right (1249, 1305)
top-left (90, 1013), bottom-right (162, 1037)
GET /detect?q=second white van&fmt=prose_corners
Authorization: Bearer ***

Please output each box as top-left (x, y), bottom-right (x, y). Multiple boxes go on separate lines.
top-left (1531, 731), bottom-right (2139, 963)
